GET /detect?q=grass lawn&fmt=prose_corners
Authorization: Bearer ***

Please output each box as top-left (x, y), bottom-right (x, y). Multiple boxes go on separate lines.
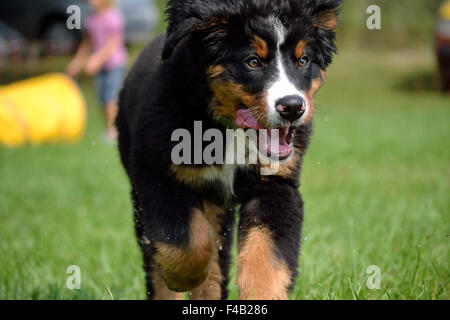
top-left (0, 47), bottom-right (448, 300)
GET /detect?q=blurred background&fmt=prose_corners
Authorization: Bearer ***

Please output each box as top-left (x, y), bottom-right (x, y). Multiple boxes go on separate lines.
top-left (0, 0), bottom-right (448, 299)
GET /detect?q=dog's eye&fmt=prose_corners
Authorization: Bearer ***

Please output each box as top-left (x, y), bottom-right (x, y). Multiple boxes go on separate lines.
top-left (246, 57), bottom-right (261, 68)
top-left (298, 56), bottom-right (309, 68)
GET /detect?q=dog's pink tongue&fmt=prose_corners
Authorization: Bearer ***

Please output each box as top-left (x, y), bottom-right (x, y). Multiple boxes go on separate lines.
top-left (267, 127), bottom-right (293, 158)
top-left (279, 127), bottom-right (291, 145)
top-left (235, 109), bottom-right (264, 129)
top-left (235, 109), bottom-right (294, 158)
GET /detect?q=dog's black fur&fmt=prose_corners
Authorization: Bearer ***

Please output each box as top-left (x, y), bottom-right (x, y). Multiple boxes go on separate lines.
top-left (117, 0), bottom-right (341, 300)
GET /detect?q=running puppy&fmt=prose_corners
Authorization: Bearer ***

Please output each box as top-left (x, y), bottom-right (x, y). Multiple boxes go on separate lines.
top-left (117, 0), bottom-right (341, 300)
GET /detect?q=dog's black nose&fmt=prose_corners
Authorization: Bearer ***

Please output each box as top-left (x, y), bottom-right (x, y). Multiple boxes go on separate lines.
top-left (275, 95), bottom-right (306, 123)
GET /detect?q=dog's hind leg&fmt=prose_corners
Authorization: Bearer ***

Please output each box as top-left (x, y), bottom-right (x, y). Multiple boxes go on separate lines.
top-left (188, 203), bottom-right (235, 300)
top-left (217, 207), bottom-right (236, 299)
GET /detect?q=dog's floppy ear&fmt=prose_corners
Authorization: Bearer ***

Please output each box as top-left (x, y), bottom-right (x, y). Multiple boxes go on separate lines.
top-left (312, 0), bottom-right (341, 30)
top-left (162, 1), bottom-right (229, 60)
top-left (298, 0), bottom-right (341, 69)
top-left (162, 17), bottom-right (203, 59)
top-left (162, 17), bottom-right (228, 60)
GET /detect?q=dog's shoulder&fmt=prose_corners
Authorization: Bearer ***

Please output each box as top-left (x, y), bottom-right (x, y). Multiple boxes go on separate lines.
top-left (119, 34), bottom-right (167, 126)
top-left (126, 33), bottom-right (166, 85)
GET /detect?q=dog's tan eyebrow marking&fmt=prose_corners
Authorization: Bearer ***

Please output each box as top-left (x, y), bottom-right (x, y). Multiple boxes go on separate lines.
top-left (252, 36), bottom-right (268, 59)
top-left (295, 40), bottom-right (308, 59)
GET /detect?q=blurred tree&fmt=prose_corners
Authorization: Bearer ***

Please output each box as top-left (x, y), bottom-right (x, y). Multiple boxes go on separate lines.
top-left (153, 0), bottom-right (442, 48)
top-left (338, 0), bottom-right (443, 48)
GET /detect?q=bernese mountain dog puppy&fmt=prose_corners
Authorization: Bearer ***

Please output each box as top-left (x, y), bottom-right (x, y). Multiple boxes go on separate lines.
top-left (117, 0), bottom-right (341, 300)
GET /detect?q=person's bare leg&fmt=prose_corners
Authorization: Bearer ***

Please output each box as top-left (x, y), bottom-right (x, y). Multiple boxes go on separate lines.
top-left (104, 101), bottom-right (118, 141)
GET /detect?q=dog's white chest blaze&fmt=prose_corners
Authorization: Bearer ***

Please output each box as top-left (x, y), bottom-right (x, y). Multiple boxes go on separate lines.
top-left (200, 164), bottom-right (237, 195)
top-left (196, 131), bottom-right (257, 195)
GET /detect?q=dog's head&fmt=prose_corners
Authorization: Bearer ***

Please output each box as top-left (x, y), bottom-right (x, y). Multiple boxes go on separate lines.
top-left (163, 0), bottom-right (341, 160)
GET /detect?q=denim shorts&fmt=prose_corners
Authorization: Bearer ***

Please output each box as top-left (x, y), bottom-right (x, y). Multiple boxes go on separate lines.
top-left (95, 67), bottom-right (125, 106)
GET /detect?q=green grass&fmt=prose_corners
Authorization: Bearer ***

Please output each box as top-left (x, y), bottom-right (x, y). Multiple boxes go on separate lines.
top-left (0, 47), bottom-right (448, 300)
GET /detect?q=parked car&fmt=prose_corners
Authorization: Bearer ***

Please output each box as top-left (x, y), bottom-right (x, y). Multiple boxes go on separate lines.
top-left (0, 21), bottom-right (26, 64)
top-left (0, 0), bottom-right (89, 54)
top-left (436, 0), bottom-right (450, 91)
top-left (0, 0), bottom-right (159, 55)
top-left (118, 0), bottom-right (159, 44)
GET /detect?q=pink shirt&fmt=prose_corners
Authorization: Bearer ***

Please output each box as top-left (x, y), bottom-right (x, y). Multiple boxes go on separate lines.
top-left (85, 8), bottom-right (127, 70)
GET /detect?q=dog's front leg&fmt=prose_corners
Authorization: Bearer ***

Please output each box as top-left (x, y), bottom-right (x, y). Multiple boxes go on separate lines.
top-left (131, 167), bottom-right (216, 297)
top-left (236, 184), bottom-right (304, 300)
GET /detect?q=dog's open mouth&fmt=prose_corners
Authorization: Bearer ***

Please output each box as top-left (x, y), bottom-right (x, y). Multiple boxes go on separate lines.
top-left (235, 108), bottom-right (294, 160)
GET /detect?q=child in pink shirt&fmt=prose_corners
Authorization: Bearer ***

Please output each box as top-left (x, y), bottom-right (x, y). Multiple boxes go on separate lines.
top-left (66, 0), bottom-right (127, 141)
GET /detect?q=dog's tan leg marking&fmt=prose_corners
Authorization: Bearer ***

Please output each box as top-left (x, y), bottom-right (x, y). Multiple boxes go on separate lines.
top-left (154, 209), bottom-right (214, 292)
top-left (150, 268), bottom-right (184, 300)
top-left (189, 253), bottom-right (222, 300)
top-left (189, 202), bottom-right (225, 300)
top-left (237, 227), bottom-right (291, 300)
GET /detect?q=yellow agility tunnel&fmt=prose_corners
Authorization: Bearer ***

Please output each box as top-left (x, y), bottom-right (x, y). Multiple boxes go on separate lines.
top-left (0, 73), bottom-right (86, 147)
